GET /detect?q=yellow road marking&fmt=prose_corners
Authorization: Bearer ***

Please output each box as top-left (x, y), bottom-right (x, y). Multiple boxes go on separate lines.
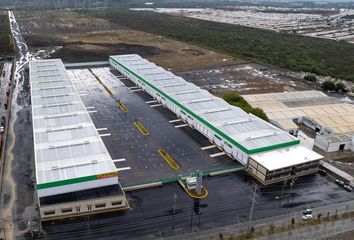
top-left (116, 102), bottom-right (128, 112)
top-left (157, 148), bottom-right (179, 170)
top-left (133, 121), bottom-right (150, 136)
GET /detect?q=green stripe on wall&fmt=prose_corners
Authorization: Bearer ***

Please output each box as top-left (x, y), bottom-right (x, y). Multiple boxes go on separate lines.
top-left (110, 57), bottom-right (300, 155)
top-left (37, 175), bottom-right (98, 190)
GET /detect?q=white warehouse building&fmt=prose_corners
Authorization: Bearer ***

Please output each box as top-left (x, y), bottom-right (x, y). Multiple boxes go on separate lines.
top-left (30, 59), bottom-right (129, 221)
top-left (110, 54), bottom-right (323, 185)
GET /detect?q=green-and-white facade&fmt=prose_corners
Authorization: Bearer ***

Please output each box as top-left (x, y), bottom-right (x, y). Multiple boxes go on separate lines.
top-left (30, 59), bottom-right (128, 220)
top-left (110, 54), bottom-right (323, 184)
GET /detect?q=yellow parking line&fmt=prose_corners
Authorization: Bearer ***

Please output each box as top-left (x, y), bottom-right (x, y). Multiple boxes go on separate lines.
top-left (157, 148), bottom-right (179, 170)
top-left (116, 102), bottom-right (128, 112)
top-left (133, 121), bottom-right (150, 136)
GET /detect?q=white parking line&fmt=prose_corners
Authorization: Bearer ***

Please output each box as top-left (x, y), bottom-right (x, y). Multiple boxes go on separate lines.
top-left (112, 158), bottom-right (126, 163)
top-left (175, 124), bottom-right (189, 128)
top-left (97, 128), bottom-right (108, 131)
top-left (169, 119), bottom-right (183, 123)
top-left (132, 89), bottom-right (144, 92)
top-left (116, 167), bottom-right (131, 171)
top-left (99, 133), bottom-right (111, 137)
top-left (87, 110), bottom-right (97, 113)
top-left (210, 152), bottom-right (226, 158)
top-left (146, 100), bottom-right (158, 104)
top-left (150, 104), bottom-right (163, 108)
top-left (86, 106), bottom-right (95, 109)
top-left (201, 145), bottom-right (217, 150)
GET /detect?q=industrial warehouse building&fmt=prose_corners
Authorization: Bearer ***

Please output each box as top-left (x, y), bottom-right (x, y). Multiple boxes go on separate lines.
top-left (243, 91), bottom-right (354, 153)
top-left (110, 54), bottom-right (323, 185)
top-left (29, 59), bottom-right (128, 221)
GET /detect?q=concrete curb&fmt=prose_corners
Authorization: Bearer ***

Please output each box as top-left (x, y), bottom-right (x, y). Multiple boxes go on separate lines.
top-left (123, 181), bottom-right (162, 191)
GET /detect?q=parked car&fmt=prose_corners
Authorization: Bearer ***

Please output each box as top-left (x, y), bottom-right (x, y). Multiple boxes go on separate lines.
top-left (303, 208), bottom-right (312, 215)
top-left (0, 126), bottom-right (4, 133)
top-left (302, 214), bottom-right (313, 220)
top-left (336, 179), bottom-right (345, 186)
top-left (344, 185), bottom-right (352, 192)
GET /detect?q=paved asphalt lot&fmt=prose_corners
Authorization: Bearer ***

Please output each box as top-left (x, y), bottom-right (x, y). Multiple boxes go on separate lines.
top-left (41, 67), bottom-right (354, 239)
top-left (68, 67), bottom-right (238, 187)
top-left (42, 173), bottom-right (354, 240)
top-left (2, 65), bottom-right (353, 239)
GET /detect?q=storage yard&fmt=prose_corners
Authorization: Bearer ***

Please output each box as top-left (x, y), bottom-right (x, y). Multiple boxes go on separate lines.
top-left (134, 7), bottom-right (354, 44)
top-left (110, 54), bottom-right (322, 186)
top-left (242, 90), bottom-right (354, 155)
top-left (25, 55), bottom-right (327, 222)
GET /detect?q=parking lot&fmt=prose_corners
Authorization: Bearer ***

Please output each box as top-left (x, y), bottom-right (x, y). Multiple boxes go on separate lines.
top-left (68, 67), bottom-right (241, 187)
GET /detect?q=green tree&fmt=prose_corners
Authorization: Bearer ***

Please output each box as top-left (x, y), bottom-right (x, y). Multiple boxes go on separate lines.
top-left (335, 82), bottom-right (347, 93)
top-left (321, 81), bottom-right (336, 91)
top-left (223, 92), bottom-right (269, 121)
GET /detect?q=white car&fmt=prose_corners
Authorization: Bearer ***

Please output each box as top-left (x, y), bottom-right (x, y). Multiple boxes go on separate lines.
top-left (302, 214), bottom-right (313, 220)
top-left (344, 185), bottom-right (352, 192)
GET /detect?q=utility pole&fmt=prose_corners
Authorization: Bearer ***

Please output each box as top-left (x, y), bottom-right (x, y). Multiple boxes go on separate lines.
top-left (248, 182), bottom-right (259, 232)
top-left (279, 180), bottom-right (287, 207)
top-left (287, 179), bottom-right (295, 205)
top-left (172, 192), bottom-right (177, 214)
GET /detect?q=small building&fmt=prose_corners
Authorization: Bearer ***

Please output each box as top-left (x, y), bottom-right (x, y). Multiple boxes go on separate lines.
top-left (248, 145), bottom-right (323, 185)
top-left (30, 59), bottom-right (129, 221)
top-left (315, 133), bottom-right (352, 152)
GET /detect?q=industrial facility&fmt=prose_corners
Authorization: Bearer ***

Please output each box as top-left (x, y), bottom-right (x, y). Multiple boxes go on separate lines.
top-left (29, 59), bottom-right (129, 221)
top-left (110, 54), bottom-right (323, 185)
top-left (242, 90), bottom-right (354, 153)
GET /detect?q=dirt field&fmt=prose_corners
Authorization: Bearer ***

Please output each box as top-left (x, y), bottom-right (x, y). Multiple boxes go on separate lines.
top-left (15, 9), bottom-right (318, 94)
top-left (177, 62), bottom-right (316, 95)
top-left (15, 10), bottom-right (234, 70)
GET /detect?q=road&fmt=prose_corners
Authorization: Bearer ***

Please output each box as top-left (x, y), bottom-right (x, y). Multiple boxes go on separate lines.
top-left (0, 10), bottom-right (353, 240)
top-left (0, 11), bottom-right (38, 239)
top-left (169, 198), bottom-right (354, 240)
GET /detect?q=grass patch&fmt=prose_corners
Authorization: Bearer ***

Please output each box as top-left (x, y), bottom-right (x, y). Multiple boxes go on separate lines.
top-left (0, 11), bottom-right (13, 56)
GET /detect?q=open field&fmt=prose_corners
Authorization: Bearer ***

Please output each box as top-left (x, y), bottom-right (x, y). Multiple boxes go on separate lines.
top-left (135, 7), bottom-right (354, 44)
top-left (85, 8), bottom-right (354, 82)
top-left (15, 10), bottom-right (234, 70)
top-left (0, 11), bottom-right (13, 56)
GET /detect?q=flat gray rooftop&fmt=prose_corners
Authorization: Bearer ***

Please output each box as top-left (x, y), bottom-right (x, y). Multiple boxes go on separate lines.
top-left (68, 67), bottom-right (242, 187)
top-left (29, 59), bottom-right (118, 197)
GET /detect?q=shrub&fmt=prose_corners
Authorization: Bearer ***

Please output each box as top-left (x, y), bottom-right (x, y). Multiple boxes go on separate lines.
top-left (304, 74), bottom-right (317, 82)
top-left (223, 93), bottom-right (269, 121)
top-left (321, 81), bottom-right (336, 91)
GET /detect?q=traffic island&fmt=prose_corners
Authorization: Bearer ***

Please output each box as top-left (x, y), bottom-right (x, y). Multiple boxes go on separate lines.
top-left (134, 121), bottom-right (150, 136)
top-left (178, 172), bottom-right (208, 199)
top-left (117, 101), bottom-right (128, 112)
top-left (178, 178), bottom-right (208, 199)
top-left (157, 148), bottom-right (180, 170)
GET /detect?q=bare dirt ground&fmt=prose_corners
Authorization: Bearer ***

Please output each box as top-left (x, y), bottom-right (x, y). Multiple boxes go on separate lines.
top-left (15, 10), bottom-right (235, 70)
top-left (177, 62), bottom-right (316, 95)
top-left (14, 9), bottom-right (320, 94)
